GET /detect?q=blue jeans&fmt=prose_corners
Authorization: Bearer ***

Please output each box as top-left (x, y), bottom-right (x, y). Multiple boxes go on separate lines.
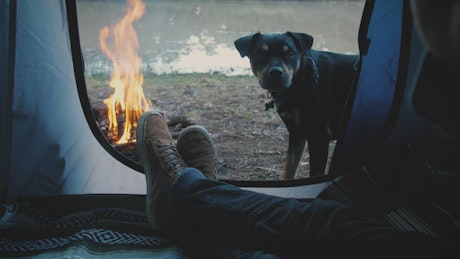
top-left (171, 168), bottom-right (445, 258)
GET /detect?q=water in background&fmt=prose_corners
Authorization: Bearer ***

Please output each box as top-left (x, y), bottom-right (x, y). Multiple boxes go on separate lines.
top-left (77, 0), bottom-right (365, 76)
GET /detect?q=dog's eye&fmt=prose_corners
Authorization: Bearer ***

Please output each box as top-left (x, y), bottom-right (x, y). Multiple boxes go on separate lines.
top-left (285, 50), bottom-right (295, 57)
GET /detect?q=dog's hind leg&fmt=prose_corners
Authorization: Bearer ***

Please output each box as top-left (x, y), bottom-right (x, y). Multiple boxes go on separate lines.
top-left (282, 134), bottom-right (307, 180)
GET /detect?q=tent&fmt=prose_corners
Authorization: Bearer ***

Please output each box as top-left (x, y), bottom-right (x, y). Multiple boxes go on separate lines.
top-left (1, 0), bottom-right (457, 257)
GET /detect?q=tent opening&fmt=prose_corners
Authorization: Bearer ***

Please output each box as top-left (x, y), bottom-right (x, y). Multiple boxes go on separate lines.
top-left (75, 0), bottom-right (365, 182)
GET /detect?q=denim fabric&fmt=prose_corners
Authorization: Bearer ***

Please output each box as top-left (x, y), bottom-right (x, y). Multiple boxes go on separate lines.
top-left (171, 168), bottom-right (448, 258)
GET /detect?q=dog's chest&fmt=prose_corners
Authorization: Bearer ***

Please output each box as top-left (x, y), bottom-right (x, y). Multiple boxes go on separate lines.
top-left (271, 91), bottom-right (310, 129)
top-left (279, 107), bottom-right (302, 126)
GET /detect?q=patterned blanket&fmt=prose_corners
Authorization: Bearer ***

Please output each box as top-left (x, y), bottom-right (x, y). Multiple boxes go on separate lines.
top-left (0, 195), bottom-right (187, 258)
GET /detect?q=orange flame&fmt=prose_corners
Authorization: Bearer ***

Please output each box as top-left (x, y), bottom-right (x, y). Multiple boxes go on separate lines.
top-left (99, 0), bottom-right (152, 144)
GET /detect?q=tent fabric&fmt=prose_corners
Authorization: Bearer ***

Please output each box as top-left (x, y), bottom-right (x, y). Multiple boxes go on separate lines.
top-left (330, 0), bottom-right (448, 173)
top-left (375, 32), bottom-right (448, 155)
top-left (329, 0), bottom-right (404, 173)
top-left (318, 0), bottom-right (460, 242)
top-left (1, 0), bottom-right (146, 203)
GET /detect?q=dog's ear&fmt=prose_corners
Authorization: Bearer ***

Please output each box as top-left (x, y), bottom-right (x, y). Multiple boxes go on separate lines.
top-left (286, 32), bottom-right (313, 52)
top-left (234, 32), bottom-right (261, 58)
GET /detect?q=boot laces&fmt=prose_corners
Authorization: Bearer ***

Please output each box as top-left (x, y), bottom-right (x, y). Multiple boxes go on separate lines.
top-left (156, 144), bottom-right (186, 172)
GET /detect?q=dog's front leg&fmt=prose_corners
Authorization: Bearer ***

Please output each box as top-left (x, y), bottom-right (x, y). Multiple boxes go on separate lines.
top-left (307, 130), bottom-right (331, 177)
top-left (282, 133), bottom-right (307, 180)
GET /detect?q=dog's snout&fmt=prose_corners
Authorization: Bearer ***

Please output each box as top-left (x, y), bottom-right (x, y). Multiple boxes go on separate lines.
top-left (269, 67), bottom-right (283, 78)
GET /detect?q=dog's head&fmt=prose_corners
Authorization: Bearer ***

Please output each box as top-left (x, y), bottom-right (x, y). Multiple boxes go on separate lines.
top-left (234, 32), bottom-right (313, 92)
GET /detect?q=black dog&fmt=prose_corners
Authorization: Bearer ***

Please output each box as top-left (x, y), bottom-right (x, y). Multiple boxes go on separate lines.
top-left (234, 32), bottom-right (358, 179)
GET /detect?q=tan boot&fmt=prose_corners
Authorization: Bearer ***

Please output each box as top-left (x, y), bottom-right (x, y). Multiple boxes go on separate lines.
top-left (136, 111), bottom-right (187, 230)
top-left (176, 125), bottom-right (218, 180)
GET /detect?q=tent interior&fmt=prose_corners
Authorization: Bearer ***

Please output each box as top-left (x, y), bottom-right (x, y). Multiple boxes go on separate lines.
top-left (1, 0), bottom-right (458, 257)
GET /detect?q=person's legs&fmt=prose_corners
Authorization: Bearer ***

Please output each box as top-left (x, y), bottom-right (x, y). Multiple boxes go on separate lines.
top-left (171, 168), bottom-right (441, 257)
top-left (138, 112), bottom-right (450, 257)
top-left (174, 126), bottom-right (283, 258)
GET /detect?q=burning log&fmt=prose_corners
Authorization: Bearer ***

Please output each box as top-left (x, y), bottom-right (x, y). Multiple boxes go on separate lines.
top-left (92, 100), bottom-right (195, 163)
top-left (93, 100), bottom-right (195, 142)
top-left (91, 99), bottom-right (136, 144)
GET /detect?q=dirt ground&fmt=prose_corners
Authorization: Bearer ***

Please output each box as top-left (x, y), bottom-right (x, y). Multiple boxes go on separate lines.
top-left (87, 73), bottom-right (335, 181)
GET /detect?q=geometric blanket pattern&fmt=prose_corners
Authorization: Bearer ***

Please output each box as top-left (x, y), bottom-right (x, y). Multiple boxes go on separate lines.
top-left (0, 201), bottom-right (175, 254)
top-left (1, 228), bottom-right (173, 252)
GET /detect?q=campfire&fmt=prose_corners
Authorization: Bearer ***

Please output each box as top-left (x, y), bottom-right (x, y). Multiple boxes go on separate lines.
top-left (99, 0), bottom-right (151, 145)
top-left (92, 0), bottom-right (194, 162)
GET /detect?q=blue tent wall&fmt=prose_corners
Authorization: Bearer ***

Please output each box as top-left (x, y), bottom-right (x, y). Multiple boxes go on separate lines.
top-left (376, 36), bottom-right (448, 156)
top-left (355, 0), bottom-right (444, 158)
top-left (330, 0), bottom-right (406, 173)
top-left (330, 0), bottom-right (448, 174)
top-left (0, 1), bottom-right (146, 202)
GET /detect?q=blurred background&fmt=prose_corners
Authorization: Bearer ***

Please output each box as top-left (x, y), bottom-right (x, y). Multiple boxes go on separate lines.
top-left (77, 0), bottom-right (364, 76)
